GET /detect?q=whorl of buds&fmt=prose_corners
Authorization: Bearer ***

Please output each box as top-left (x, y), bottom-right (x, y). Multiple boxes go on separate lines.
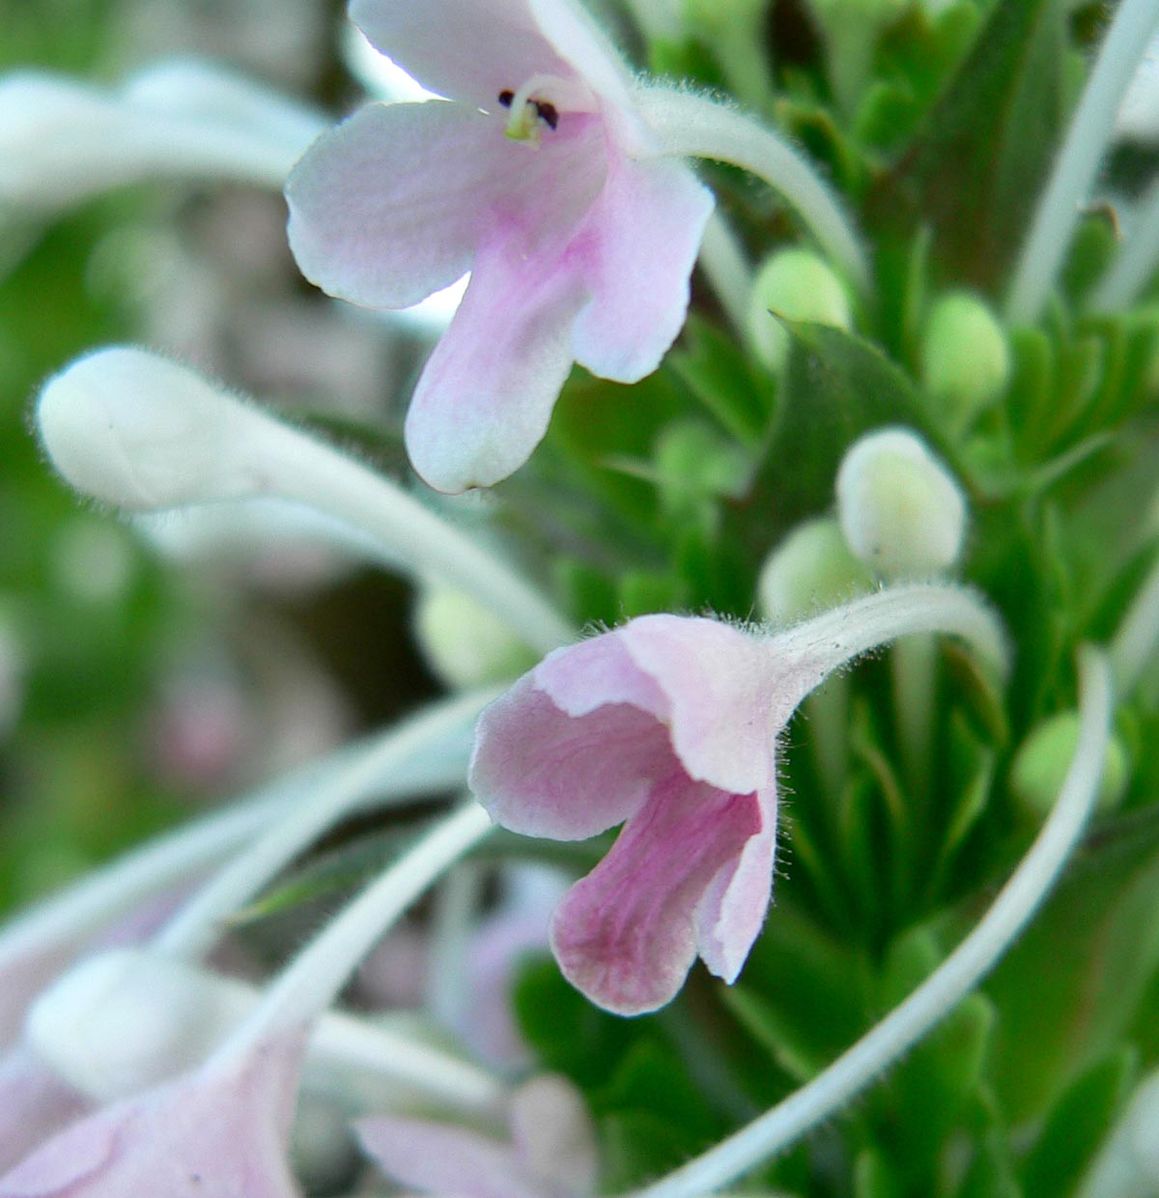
top-left (1011, 711), bottom-right (1128, 820)
top-left (757, 516), bottom-right (872, 625)
top-left (836, 427), bottom-right (967, 580)
top-left (746, 247), bottom-right (852, 372)
top-left (920, 292), bottom-right (1010, 431)
top-left (414, 584), bottom-right (538, 691)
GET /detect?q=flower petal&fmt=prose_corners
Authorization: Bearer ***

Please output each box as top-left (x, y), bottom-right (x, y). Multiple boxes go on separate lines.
top-left (550, 774), bottom-right (762, 1015)
top-left (570, 155), bottom-right (714, 383)
top-left (533, 632), bottom-right (669, 719)
top-left (0, 1049), bottom-right (89, 1176)
top-left (695, 785), bottom-right (778, 982)
top-left (527, 0), bottom-right (636, 117)
top-left (617, 616), bottom-right (778, 795)
top-left (350, 0), bottom-right (578, 110)
top-left (286, 100), bottom-right (494, 310)
top-left (510, 1076), bottom-right (598, 1195)
top-left (470, 676), bottom-right (671, 840)
top-left (357, 1116), bottom-right (542, 1198)
top-left (403, 228), bottom-right (588, 492)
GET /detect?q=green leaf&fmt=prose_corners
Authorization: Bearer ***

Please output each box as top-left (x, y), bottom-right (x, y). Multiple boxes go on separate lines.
top-left (727, 321), bottom-right (932, 554)
top-left (984, 809), bottom-right (1159, 1123)
top-left (1019, 1048), bottom-right (1138, 1198)
top-left (870, 0), bottom-right (1068, 292)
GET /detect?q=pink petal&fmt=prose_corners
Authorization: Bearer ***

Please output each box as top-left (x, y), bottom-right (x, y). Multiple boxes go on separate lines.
top-left (0, 1034), bottom-right (305, 1198)
top-left (0, 1049), bottom-right (89, 1175)
top-left (286, 100), bottom-right (497, 310)
top-left (550, 774), bottom-right (763, 1015)
top-left (533, 632), bottom-right (669, 719)
top-left (351, 0), bottom-right (583, 110)
top-left (470, 676), bottom-right (672, 840)
top-left (357, 1116), bottom-right (543, 1198)
top-left (617, 616), bottom-right (779, 795)
top-left (509, 1075), bottom-right (597, 1195)
top-left (695, 786), bottom-right (778, 982)
top-left (570, 155), bottom-right (714, 383)
top-left (403, 228), bottom-right (589, 492)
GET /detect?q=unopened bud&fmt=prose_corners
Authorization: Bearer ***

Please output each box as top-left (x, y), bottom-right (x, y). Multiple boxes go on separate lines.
top-left (746, 248), bottom-right (852, 371)
top-left (836, 427), bottom-right (967, 579)
top-left (757, 516), bottom-right (872, 625)
top-left (1011, 711), bottom-right (1128, 820)
top-left (1077, 1069), bottom-right (1159, 1197)
top-left (37, 346), bottom-right (289, 512)
top-left (414, 584), bottom-right (537, 690)
top-left (25, 948), bottom-right (253, 1101)
top-left (921, 292), bottom-right (1010, 430)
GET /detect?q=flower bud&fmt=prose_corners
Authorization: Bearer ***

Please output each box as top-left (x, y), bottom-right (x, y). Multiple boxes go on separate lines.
top-left (414, 583), bottom-right (537, 690)
top-left (36, 346), bottom-right (288, 512)
top-left (836, 427), bottom-right (967, 579)
top-left (921, 292), bottom-right (1010, 430)
top-left (1011, 711), bottom-right (1129, 820)
top-left (757, 516), bottom-right (872, 625)
top-left (1077, 1069), bottom-right (1159, 1197)
top-left (25, 948), bottom-right (253, 1101)
top-left (746, 248), bottom-right (852, 372)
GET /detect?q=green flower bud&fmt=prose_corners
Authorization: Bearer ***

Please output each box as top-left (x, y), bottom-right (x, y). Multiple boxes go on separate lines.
top-left (414, 584), bottom-right (537, 691)
top-left (921, 292), bottom-right (1010, 431)
top-left (746, 248), bottom-right (852, 372)
top-left (1011, 711), bottom-right (1129, 819)
top-left (758, 516), bottom-right (873, 625)
top-left (836, 427), bottom-right (967, 579)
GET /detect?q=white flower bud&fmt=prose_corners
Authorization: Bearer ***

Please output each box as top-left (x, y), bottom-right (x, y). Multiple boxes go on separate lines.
top-left (25, 948), bottom-right (253, 1101)
top-left (746, 248), bottom-right (852, 372)
top-left (757, 516), bottom-right (872, 625)
top-left (1011, 711), bottom-right (1129, 820)
top-left (414, 584), bottom-right (537, 689)
top-left (836, 428), bottom-right (967, 579)
top-left (36, 346), bottom-right (285, 511)
top-left (921, 292), bottom-right (1010, 430)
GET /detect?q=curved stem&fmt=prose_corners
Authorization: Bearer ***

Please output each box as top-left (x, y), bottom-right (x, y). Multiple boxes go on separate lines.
top-left (766, 583), bottom-right (1009, 712)
top-left (1090, 174), bottom-right (1159, 311)
top-left (154, 689), bottom-right (494, 961)
top-left (216, 802), bottom-right (494, 1062)
top-left (1005, 0), bottom-right (1159, 324)
top-left (698, 211), bottom-right (753, 333)
top-left (1110, 552), bottom-right (1159, 696)
top-left (633, 85), bottom-right (869, 291)
top-left (632, 645), bottom-right (1113, 1198)
top-left (254, 418), bottom-right (575, 655)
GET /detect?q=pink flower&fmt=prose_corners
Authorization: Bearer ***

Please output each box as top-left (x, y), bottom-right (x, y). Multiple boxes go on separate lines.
top-left (286, 0), bottom-right (714, 494)
top-left (470, 615), bottom-right (789, 1015)
top-left (358, 1073), bottom-right (597, 1197)
top-left (0, 1048), bottom-right (88, 1175)
top-left (0, 1033), bottom-right (305, 1198)
top-left (469, 590), bottom-right (1006, 1014)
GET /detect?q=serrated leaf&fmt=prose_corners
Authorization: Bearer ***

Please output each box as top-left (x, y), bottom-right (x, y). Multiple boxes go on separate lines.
top-left (727, 321), bottom-right (932, 555)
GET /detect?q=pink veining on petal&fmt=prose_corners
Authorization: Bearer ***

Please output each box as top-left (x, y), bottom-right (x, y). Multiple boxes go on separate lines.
top-left (287, 0), bottom-right (715, 491)
top-left (472, 615), bottom-right (790, 1014)
top-left (470, 676), bottom-right (671, 841)
top-left (550, 771), bottom-right (764, 1015)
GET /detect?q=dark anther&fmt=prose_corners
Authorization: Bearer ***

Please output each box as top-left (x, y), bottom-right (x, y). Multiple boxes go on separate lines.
top-left (496, 90), bottom-right (558, 130)
top-left (532, 100), bottom-right (559, 130)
